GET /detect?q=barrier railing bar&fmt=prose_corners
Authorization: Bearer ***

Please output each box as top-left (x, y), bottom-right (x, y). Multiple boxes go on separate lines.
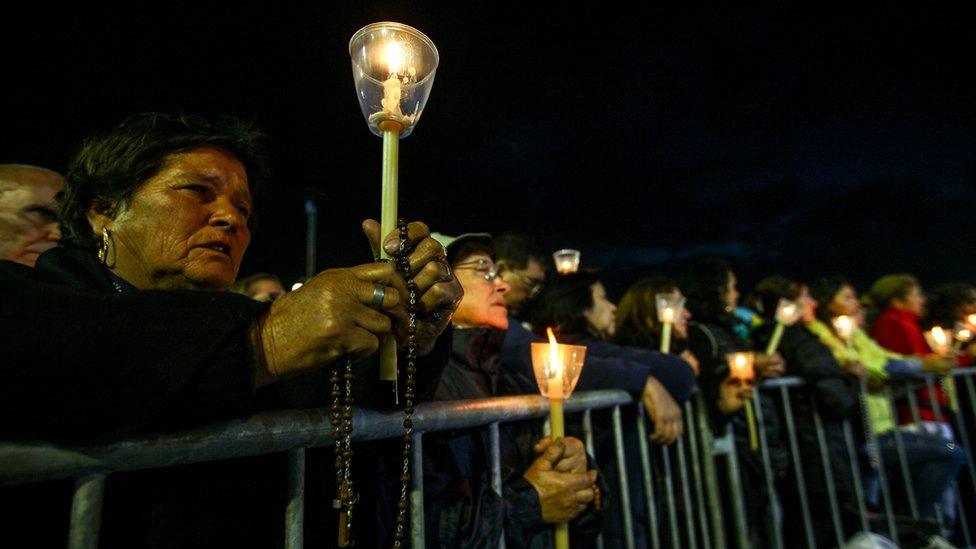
top-left (722, 425), bottom-right (749, 549)
top-left (695, 393), bottom-right (726, 549)
top-left (778, 385), bottom-right (816, 549)
top-left (582, 410), bottom-right (605, 549)
top-left (660, 443), bottom-right (680, 548)
top-left (285, 448), bottom-right (305, 549)
top-left (676, 435), bottom-right (697, 549)
top-left (684, 400), bottom-right (712, 549)
top-left (68, 472), bottom-right (105, 549)
top-left (859, 381), bottom-right (898, 545)
top-left (841, 419), bottom-right (870, 533)
top-left (411, 432), bottom-right (426, 549)
top-left (884, 386), bottom-right (920, 520)
top-left (612, 405), bottom-right (636, 549)
top-left (954, 484), bottom-right (972, 548)
top-left (949, 380), bottom-right (976, 500)
top-left (750, 385), bottom-right (783, 549)
top-left (0, 391), bottom-right (632, 487)
top-left (488, 422), bottom-right (506, 549)
top-left (812, 403), bottom-right (844, 548)
top-left (923, 377), bottom-right (949, 531)
top-left (635, 405), bottom-right (660, 549)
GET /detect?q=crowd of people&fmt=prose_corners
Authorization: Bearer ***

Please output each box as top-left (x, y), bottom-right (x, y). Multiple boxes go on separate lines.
top-left (1, 113), bottom-right (974, 548)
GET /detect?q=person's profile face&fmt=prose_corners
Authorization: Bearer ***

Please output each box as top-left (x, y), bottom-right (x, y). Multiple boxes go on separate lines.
top-left (894, 285), bottom-right (926, 316)
top-left (584, 282), bottom-right (617, 338)
top-left (0, 169), bottom-right (63, 266)
top-left (93, 146), bottom-right (252, 290)
top-left (724, 271), bottom-right (740, 312)
top-left (499, 258), bottom-right (545, 314)
top-left (828, 284), bottom-right (861, 319)
top-left (452, 252), bottom-right (511, 330)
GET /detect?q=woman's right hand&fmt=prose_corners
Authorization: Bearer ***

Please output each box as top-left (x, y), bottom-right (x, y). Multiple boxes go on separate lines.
top-left (252, 263), bottom-right (405, 386)
top-left (921, 353), bottom-right (954, 375)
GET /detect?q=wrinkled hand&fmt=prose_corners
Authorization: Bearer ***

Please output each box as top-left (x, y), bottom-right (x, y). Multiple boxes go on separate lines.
top-left (254, 263), bottom-right (403, 386)
top-left (533, 436), bottom-right (588, 474)
top-left (680, 350), bottom-right (700, 377)
top-left (755, 352), bottom-right (785, 379)
top-left (921, 354), bottom-right (953, 375)
top-left (642, 377), bottom-right (683, 445)
top-left (717, 379), bottom-right (753, 415)
top-left (523, 438), bottom-right (598, 523)
top-left (362, 219), bottom-right (463, 355)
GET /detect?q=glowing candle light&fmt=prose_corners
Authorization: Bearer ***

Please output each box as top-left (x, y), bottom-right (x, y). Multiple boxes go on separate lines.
top-left (925, 326), bottom-right (951, 356)
top-left (726, 352), bottom-right (757, 449)
top-left (349, 22), bottom-right (439, 384)
top-left (655, 293), bottom-right (686, 354)
top-left (531, 328), bottom-right (586, 549)
top-left (955, 321), bottom-right (973, 351)
top-left (552, 249), bottom-right (581, 274)
top-left (967, 313), bottom-right (976, 328)
top-left (765, 298), bottom-right (800, 356)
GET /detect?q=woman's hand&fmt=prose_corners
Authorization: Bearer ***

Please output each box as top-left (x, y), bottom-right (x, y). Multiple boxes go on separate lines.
top-left (533, 436), bottom-right (588, 474)
top-left (642, 377), bottom-right (683, 445)
top-left (755, 352), bottom-right (785, 378)
top-left (680, 349), bottom-right (700, 376)
top-left (523, 438), bottom-right (597, 523)
top-left (362, 219), bottom-right (462, 355)
top-left (921, 353), bottom-right (953, 375)
top-left (252, 263), bottom-right (403, 386)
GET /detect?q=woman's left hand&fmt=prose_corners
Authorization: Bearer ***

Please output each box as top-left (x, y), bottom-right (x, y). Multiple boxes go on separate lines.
top-left (362, 219), bottom-right (462, 354)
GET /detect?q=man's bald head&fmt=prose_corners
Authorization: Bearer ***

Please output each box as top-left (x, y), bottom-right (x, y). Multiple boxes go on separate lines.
top-left (0, 164), bottom-right (64, 266)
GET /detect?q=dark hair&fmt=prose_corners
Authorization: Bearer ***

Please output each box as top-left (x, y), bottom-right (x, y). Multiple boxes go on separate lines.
top-left (808, 276), bottom-right (853, 324)
top-left (927, 283), bottom-right (976, 325)
top-left (753, 275), bottom-right (802, 321)
top-left (231, 272), bottom-right (282, 297)
top-left (864, 274), bottom-right (920, 310)
top-left (613, 276), bottom-right (679, 348)
top-left (681, 258), bottom-right (735, 324)
top-left (534, 270), bottom-right (602, 339)
top-left (59, 112), bottom-right (268, 247)
top-left (494, 232), bottom-right (547, 270)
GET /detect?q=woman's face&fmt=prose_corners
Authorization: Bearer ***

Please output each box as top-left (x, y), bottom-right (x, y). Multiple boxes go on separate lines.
top-left (827, 284), bottom-right (861, 319)
top-left (723, 271), bottom-right (740, 312)
top-left (90, 147), bottom-right (252, 291)
top-left (452, 252), bottom-right (511, 330)
top-left (893, 285), bottom-right (926, 316)
top-left (798, 285), bottom-right (819, 323)
top-left (585, 282), bottom-right (617, 338)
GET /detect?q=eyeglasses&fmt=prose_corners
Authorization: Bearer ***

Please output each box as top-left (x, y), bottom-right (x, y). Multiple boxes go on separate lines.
top-left (453, 258), bottom-right (501, 283)
top-left (513, 271), bottom-right (545, 297)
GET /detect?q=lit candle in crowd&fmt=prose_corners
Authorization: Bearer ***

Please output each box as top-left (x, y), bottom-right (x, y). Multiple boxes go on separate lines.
top-left (925, 326), bottom-right (951, 356)
top-left (552, 249), bottom-right (581, 274)
top-left (655, 293), bottom-right (686, 354)
top-left (531, 329), bottom-right (586, 549)
top-left (727, 352), bottom-right (758, 449)
top-left (955, 321), bottom-right (973, 351)
top-left (765, 299), bottom-right (800, 355)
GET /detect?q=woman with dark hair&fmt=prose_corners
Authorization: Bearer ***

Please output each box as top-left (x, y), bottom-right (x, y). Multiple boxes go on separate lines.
top-left (524, 270), bottom-right (695, 548)
top-left (0, 112), bottom-right (462, 547)
top-left (807, 277), bottom-right (964, 531)
top-left (614, 276), bottom-right (699, 375)
top-left (752, 275), bottom-right (861, 545)
top-left (680, 258), bottom-right (786, 547)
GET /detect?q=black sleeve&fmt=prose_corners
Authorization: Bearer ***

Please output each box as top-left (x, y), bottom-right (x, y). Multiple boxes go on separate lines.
top-left (687, 324), bottom-right (733, 434)
top-left (0, 279), bottom-right (268, 443)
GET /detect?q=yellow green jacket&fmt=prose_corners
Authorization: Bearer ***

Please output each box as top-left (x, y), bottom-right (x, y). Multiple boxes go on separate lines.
top-left (806, 320), bottom-right (906, 434)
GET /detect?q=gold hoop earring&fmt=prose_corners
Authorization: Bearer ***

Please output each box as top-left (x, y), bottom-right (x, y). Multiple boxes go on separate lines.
top-left (97, 228), bottom-right (111, 265)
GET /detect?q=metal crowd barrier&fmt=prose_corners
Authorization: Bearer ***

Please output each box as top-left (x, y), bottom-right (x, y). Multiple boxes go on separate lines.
top-left (5, 368), bottom-right (976, 549)
top-left (0, 390), bottom-right (631, 549)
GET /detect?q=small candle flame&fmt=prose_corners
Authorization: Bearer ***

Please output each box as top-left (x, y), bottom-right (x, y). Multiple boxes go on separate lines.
top-left (957, 327), bottom-right (973, 342)
top-left (833, 315), bottom-right (854, 341)
top-left (547, 328), bottom-right (564, 399)
top-left (930, 326), bottom-right (949, 348)
top-left (384, 40), bottom-right (405, 75)
top-left (662, 306), bottom-right (675, 324)
top-left (968, 314), bottom-right (976, 328)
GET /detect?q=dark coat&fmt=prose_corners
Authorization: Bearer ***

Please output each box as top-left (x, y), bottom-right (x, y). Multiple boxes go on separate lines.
top-left (426, 327), bottom-right (603, 548)
top-left (0, 244), bottom-right (448, 548)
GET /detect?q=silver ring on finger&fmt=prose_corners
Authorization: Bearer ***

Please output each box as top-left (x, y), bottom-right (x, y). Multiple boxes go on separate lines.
top-left (372, 283), bottom-right (386, 309)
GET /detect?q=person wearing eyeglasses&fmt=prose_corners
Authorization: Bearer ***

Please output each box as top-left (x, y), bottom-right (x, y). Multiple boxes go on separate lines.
top-left (494, 231), bottom-right (548, 320)
top-left (423, 232), bottom-right (603, 548)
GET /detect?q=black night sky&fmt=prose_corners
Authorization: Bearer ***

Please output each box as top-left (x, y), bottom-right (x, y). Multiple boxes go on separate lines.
top-left (3, 3), bottom-right (974, 296)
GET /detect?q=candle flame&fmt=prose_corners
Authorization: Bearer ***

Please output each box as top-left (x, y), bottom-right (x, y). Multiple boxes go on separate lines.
top-left (930, 326), bottom-right (948, 348)
top-left (384, 40), bottom-right (405, 75)
top-left (957, 328), bottom-right (972, 342)
top-left (662, 307), bottom-right (675, 324)
top-left (968, 314), bottom-right (976, 328)
top-left (547, 327), bottom-right (564, 399)
top-left (833, 315), bottom-right (854, 341)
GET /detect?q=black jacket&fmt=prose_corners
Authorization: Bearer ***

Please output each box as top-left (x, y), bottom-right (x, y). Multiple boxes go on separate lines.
top-left (0, 244), bottom-right (448, 548)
